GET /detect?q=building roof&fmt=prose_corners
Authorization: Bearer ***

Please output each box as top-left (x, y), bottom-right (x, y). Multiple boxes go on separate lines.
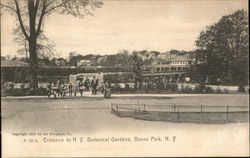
top-left (153, 58), bottom-right (170, 65)
top-left (169, 55), bottom-right (193, 62)
top-left (154, 54), bottom-right (193, 65)
top-left (1, 60), bottom-right (28, 67)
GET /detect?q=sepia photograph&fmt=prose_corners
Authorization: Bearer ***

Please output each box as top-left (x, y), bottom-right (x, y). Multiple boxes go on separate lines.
top-left (1, 0), bottom-right (249, 157)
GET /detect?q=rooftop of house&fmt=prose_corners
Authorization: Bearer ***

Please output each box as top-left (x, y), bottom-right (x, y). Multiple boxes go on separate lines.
top-left (154, 54), bottom-right (193, 64)
top-left (168, 55), bottom-right (193, 62)
top-left (78, 59), bottom-right (92, 62)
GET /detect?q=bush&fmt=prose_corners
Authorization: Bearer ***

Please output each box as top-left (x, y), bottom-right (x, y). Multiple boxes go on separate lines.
top-left (4, 88), bottom-right (47, 96)
top-left (181, 85), bottom-right (185, 91)
top-left (168, 83), bottom-right (178, 92)
top-left (124, 83), bottom-right (130, 90)
top-left (26, 88), bottom-right (47, 96)
top-left (205, 86), bottom-right (214, 93)
top-left (4, 88), bottom-right (29, 96)
top-left (182, 85), bottom-right (193, 93)
top-left (238, 85), bottom-right (246, 92)
top-left (215, 87), bottom-right (222, 93)
top-left (165, 83), bottom-right (178, 92)
top-left (157, 82), bottom-right (165, 90)
top-left (223, 88), bottom-right (229, 94)
top-left (194, 84), bottom-right (205, 93)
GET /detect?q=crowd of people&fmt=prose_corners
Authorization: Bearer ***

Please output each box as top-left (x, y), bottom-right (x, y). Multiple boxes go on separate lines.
top-left (46, 75), bottom-right (111, 99)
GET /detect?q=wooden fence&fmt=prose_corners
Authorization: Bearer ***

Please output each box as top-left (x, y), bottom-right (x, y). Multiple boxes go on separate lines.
top-left (110, 103), bottom-right (249, 120)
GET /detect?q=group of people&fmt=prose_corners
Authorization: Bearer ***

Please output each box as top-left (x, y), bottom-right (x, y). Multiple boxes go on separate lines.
top-left (46, 79), bottom-right (67, 98)
top-left (76, 75), bottom-right (99, 96)
top-left (46, 76), bottom-right (111, 99)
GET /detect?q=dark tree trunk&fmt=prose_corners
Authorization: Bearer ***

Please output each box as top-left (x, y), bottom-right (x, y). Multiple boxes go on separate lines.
top-left (28, 38), bottom-right (39, 90)
top-left (28, 0), bottom-right (39, 90)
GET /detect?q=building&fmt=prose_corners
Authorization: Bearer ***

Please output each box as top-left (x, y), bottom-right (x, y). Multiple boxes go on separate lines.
top-left (144, 54), bottom-right (193, 73)
top-left (141, 54), bottom-right (194, 83)
top-left (169, 55), bottom-right (193, 66)
top-left (55, 58), bottom-right (68, 66)
top-left (77, 59), bottom-right (92, 67)
top-left (157, 53), bottom-right (171, 60)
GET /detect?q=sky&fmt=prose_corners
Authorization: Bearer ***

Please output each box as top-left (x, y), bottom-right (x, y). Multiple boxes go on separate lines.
top-left (0, 0), bottom-right (248, 58)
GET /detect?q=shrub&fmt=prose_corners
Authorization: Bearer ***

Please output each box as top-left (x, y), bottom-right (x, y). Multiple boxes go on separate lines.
top-left (216, 87), bottom-right (222, 93)
top-left (125, 83), bottom-right (130, 90)
top-left (4, 88), bottom-right (47, 96)
top-left (223, 88), bottom-right (229, 94)
top-left (28, 88), bottom-right (47, 96)
top-left (238, 85), bottom-right (246, 92)
top-left (168, 83), bottom-right (178, 92)
top-left (194, 84), bottom-right (205, 93)
top-left (157, 82), bottom-right (165, 90)
top-left (205, 86), bottom-right (214, 93)
top-left (182, 85), bottom-right (193, 93)
top-left (181, 85), bottom-right (185, 91)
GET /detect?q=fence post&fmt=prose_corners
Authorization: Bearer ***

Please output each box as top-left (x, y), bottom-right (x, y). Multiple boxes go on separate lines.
top-left (227, 106), bottom-right (229, 120)
top-left (177, 106), bottom-right (180, 120)
top-left (116, 106), bottom-right (119, 116)
top-left (134, 108), bottom-right (137, 119)
top-left (200, 105), bottom-right (203, 112)
top-left (144, 104), bottom-right (146, 111)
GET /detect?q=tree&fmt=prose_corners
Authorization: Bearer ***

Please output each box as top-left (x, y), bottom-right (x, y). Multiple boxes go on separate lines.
top-left (148, 51), bottom-right (160, 59)
top-left (69, 52), bottom-right (77, 66)
top-left (13, 26), bottom-right (57, 60)
top-left (195, 10), bottom-right (248, 85)
top-left (69, 53), bottom-right (84, 66)
top-left (130, 51), bottom-right (143, 89)
top-left (1, 0), bottom-right (103, 90)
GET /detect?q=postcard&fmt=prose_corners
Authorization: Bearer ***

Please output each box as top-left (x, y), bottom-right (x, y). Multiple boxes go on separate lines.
top-left (1, 0), bottom-right (249, 157)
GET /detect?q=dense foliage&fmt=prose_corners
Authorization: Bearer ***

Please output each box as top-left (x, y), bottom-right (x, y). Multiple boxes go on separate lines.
top-left (193, 10), bottom-right (249, 86)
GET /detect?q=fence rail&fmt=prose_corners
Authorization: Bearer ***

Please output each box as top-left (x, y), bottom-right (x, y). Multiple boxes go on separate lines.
top-left (111, 102), bottom-right (249, 120)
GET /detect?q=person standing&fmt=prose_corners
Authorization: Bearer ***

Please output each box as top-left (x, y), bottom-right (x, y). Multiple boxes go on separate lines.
top-left (68, 83), bottom-right (73, 96)
top-left (104, 81), bottom-right (111, 98)
top-left (84, 77), bottom-right (90, 91)
top-left (78, 76), bottom-right (84, 97)
top-left (55, 78), bottom-right (62, 96)
top-left (91, 76), bottom-right (99, 95)
top-left (46, 82), bottom-right (52, 98)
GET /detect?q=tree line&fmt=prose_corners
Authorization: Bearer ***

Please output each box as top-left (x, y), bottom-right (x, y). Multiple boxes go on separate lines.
top-left (1, 49), bottom-right (191, 67)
